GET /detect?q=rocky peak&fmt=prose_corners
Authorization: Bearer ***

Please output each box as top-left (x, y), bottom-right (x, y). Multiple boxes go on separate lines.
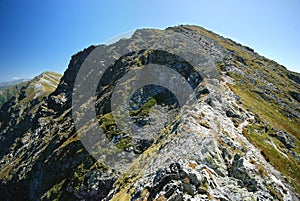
top-left (0, 25), bottom-right (299, 201)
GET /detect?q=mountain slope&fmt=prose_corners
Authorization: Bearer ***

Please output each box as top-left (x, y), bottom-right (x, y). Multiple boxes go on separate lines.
top-left (0, 71), bottom-right (61, 164)
top-left (176, 25), bottom-right (300, 192)
top-left (0, 25), bottom-right (299, 201)
top-left (18, 71), bottom-right (62, 102)
top-left (0, 78), bottom-right (29, 106)
top-left (0, 71), bottom-right (61, 107)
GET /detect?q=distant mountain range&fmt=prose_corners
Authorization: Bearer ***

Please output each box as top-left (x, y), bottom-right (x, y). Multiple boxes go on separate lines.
top-left (0, 78), bottom-right (29, 106)
top-left (0, 78), bottom-right (30, 90)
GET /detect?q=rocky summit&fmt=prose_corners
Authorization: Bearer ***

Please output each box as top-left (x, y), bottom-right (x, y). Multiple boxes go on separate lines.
top-left (0, 25), bottom-right (299, 201)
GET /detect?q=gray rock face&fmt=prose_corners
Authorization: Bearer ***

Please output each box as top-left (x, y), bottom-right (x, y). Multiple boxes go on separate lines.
top-left (231, 154), bottom-right (257, 192)
top-left (270, 130), bottom-right (296, 149)
top-left (69, 171), bottom-right (117, 200)
top-left (289, 91), bottom-right (300, 103)
top-left (124, 78), bottom-right (296, 200)
top-left (288, 72), bottom-right (300, 84)
top-left (0, 25), bottom-right (299, 201)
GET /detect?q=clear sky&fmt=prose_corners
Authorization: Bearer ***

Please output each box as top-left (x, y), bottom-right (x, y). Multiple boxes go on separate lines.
top-left (0, 0), bottom-right (299, 82)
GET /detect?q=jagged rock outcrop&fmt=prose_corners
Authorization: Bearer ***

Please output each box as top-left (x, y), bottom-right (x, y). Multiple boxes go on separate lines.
top-left (0, 25), bottom-right (299, 201)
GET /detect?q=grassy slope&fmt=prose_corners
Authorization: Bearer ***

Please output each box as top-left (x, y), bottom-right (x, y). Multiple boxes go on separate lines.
top-left (0, 71), bottom-right (62, 106)
top-left (185, 25), bottom-right (300, 193)
top-left (21, 71), bottom-right (62, 102)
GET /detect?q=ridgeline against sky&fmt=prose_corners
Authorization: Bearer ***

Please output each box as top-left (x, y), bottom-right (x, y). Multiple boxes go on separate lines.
top-left (0, 0), bottom-right (299, 82)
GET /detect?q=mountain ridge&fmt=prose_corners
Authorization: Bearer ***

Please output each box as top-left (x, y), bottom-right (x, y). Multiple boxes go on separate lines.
top-left (0, 25), bottom-right (299, 201)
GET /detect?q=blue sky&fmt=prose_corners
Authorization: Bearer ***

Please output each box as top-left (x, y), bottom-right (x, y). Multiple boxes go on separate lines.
top-left (0, 0), bottom-right (299, 82)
